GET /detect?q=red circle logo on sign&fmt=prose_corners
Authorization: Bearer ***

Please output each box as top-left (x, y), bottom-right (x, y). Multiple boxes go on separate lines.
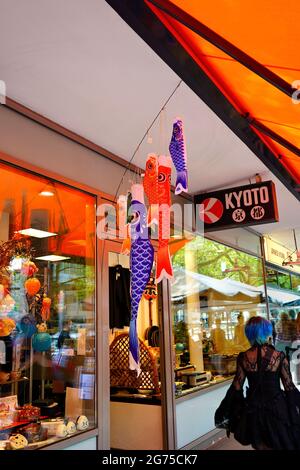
top-left (199, 198), bottom-right (224, 224)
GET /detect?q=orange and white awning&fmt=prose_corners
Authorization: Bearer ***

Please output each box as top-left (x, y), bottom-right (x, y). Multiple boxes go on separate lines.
top-left (143, 0), bottom-right (300, 186)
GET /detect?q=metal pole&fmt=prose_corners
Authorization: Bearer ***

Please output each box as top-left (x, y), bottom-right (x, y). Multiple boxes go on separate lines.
top-left (41, 352), bottom-right (45, 400)
top-left (260, 236), bottom-right (270, 320)
top-left (29, 336), bottom-right (34, 404)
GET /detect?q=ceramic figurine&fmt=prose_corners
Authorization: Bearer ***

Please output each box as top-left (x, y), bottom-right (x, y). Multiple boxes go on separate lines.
top-left (66, 421), bottom-right (76, 435)
top-left (76, 415), bottom-right (89, 431)
top-left (9, 434), bottom-right (28, 449)
top-left (56, 423), bottom-right (68, 438)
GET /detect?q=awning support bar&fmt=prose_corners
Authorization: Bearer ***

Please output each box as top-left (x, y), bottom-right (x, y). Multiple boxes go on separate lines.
top-left (146, 0), bottom-right (295, 98)
top-left (245, 114), bottom-right (300, 159)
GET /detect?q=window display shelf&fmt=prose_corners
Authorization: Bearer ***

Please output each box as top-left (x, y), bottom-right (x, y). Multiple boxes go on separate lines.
top-left (0, 419), bottom-right (32, 432)
top-left (24, 427), bottom-right (94, 450)
top-left (0, 416), bottom-right (48, 433)
top-left (110, 389), bottom-right (161, 405)
top-left (0, 377), bottom-right (29, 387)
top-left (175, 375), bottom-right (233, 400)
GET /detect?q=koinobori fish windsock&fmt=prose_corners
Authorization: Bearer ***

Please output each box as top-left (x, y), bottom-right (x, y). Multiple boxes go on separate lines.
top-left (143, 153), bottom-right (159, 226)
top-left (129, 184), bottom-right (154, 375)
top-left (156, 155), bottom-right (173, 284)
top-left (169, 118), bottom-right (188, 195)
top-left (120, 192), bottom-right (132, 255)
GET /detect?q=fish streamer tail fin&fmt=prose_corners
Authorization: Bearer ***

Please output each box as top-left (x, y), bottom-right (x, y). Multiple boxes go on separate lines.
top-left (129, 318), bottom-right (141, 376)
top-left (147, 204), bottom-right (159, 226)
top-left (175, 170), bottom-right (188, 195)
top-left (121, 236), bottom-right (131, 255)
top-left (156, 245), bottom-right (173, 284)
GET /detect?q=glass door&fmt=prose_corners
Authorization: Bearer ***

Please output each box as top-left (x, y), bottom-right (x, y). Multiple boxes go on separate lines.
top-left (103, 241), bottom-right (164, 450)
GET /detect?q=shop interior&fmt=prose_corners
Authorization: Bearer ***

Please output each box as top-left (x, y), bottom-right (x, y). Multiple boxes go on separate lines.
top-left (107, 248), bottom-right (163, 450)
top-left (0, 161), bottom-right (96, 450)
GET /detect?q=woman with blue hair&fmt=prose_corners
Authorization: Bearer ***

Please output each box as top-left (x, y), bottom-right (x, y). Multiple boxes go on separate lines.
top-left (215, 316), bottom-right (300, 450)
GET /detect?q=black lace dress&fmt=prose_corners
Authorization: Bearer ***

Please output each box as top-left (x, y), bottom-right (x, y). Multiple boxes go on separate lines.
top-left (215, 344), bottom-right (300, 450)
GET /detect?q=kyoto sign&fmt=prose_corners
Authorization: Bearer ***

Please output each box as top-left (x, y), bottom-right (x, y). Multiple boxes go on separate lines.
top-left (194, 181), bottom-right (278, 232)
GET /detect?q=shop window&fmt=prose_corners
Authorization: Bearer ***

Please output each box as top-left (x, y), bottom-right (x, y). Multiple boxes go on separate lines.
top-left (266, 267), bottom-right (300, 325)
top-left (0, 162), bottom-right (96, 450)
top-left (266, 268), bottom-right (278, 287)
top-left (171, 236), bottom-right (267, 398)
top-left (291, 275), bottom-right (300, 293)
top-left (277, 272), bottom-right (292, 290)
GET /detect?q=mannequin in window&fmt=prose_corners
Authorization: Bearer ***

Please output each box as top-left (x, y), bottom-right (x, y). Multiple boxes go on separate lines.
top-left (211, 318), bottom-right (226, 354)
top-left (234, 313), bottom-right (250, 351)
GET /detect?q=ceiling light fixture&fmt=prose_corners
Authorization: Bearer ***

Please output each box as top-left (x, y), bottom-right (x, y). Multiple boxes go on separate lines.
top-left (35, 255), bottom-right (70, 262)
top-left (39, 190), bottom-right (55, 197)
top-left (16, 228), bottom-right (57, 239)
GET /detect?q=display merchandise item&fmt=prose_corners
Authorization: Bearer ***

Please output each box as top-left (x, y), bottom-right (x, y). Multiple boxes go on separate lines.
top-left (0, 401), bottom-right (15, 429)
top-left (180, 371), bottom-right (210, 387)
top-left (0, 317), bottom-right (16, 337)
top-left (147, 325), bottom-right (159, 347)
top-left (143, 276), bottom-right (157, 301)
top-left (41, 296), bottom-right (51, 321)
top-left (16, 404), bottom-right (41, 421)
top-left (169, 118), bottom-right (188, 195)
top-left (0, 293), bottom-right (15, 315)
top-left (32, 323), bottom-right (51, 352)
top-left (143, 153), bottom-right (159, 225)
top-left (18, 314), bottom-right (37, 338)
top-left (0, 440), bottom-right (9, 450)
top-left (19, 422), bottom-right (48, 443)
top-left (40, 418), bottom-right (65, 436)
top-left (21, 261), bottom-right (38, 277)
top-left (156, 155), bottom-right (173, 283)
top-left (9, 433), bottom-right (28, 449)
top-left (76, 415), bottom-right (89, 431)
top-left (109, 265), bottom-right (130, 330)
top-left (66, 421), bottom-right (76, 435)
top-left (24, 277), bottom-right (41, 296)
top-left (32, 398), bottom-right (58, 418)
top-left (10, 370), bottom-right (21, 381)
top-left (174, 381), bottom-right (186, 396)
top-left (56, 423), bottom-right (68, 438)
top-left (0, 402), bottom-right (9, 414)
top-left (0, 371), bottom-right (10, 383)
top-left (0, 284), bottom-right (4, 302)
top-left (129, 184), bottom-right (154, 375)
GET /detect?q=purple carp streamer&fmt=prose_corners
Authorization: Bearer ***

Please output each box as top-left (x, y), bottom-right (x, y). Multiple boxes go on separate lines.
top-left (169, 118), bottom-right (188, 195)
top-left (129, 184), bottom-right (154, 375)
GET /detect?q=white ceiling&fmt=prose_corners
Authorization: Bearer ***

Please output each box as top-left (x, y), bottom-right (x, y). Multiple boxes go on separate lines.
top-left (0, 0), bottom-right (299, 246)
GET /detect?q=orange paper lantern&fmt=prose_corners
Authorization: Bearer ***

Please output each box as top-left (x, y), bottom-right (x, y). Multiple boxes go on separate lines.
top-left (25, 278), bottom-right (41, 297)
top-left (41, 297), bottom-right (51, 321)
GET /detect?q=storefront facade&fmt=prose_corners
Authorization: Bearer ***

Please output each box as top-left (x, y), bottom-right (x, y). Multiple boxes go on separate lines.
top-left (0, 105), bottom-right (299, 450)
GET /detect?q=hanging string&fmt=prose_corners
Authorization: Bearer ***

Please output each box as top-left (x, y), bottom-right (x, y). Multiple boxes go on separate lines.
top-left (293, 229), bottom-right (298, 252)
top-left (113, 79), bottom-right (183, 202)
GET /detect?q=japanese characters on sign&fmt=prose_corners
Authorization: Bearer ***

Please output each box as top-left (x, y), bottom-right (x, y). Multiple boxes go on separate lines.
top-left (194, 181), bottom-right (278, 232)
